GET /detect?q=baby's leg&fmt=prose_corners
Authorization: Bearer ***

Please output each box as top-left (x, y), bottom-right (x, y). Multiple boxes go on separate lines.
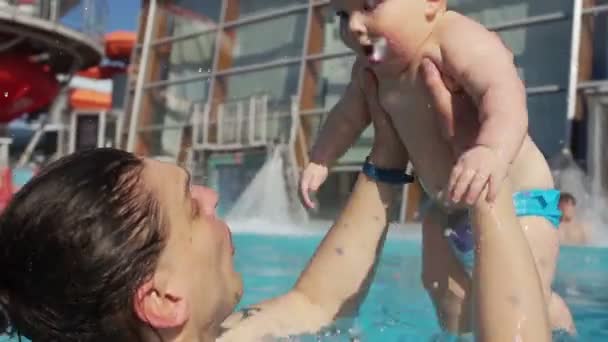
top-left (422, 206), bottom-right (472, 334)
top-left (519, 216), bottom-right (576, 333)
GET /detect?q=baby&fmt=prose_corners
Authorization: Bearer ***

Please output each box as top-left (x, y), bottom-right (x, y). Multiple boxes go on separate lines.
top-left (299, 0), bottom-right (575, 337)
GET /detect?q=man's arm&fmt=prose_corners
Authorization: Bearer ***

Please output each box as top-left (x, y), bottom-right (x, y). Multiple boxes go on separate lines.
top-left (219, 175), bottom-right (399, 341)
top-left (309, 58), bottom-right (372, 166)
top-left (220, 132), bottom-right (409, 341)
top-left (437, 14), bottom-right (528, 165)
top-left (421, 58), bottom-right (551, 341)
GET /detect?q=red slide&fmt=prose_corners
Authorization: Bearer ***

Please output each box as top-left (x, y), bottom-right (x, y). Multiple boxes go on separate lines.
top-left (0, 53), bottom-right (59, 123)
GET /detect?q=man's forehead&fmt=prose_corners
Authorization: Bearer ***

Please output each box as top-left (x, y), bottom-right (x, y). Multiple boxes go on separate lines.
top-left (143, 159), bottom-right (185, 194)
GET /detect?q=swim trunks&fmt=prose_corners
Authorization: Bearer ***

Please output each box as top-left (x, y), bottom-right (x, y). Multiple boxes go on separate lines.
top-left (445, 189), bottom-right (562, 274)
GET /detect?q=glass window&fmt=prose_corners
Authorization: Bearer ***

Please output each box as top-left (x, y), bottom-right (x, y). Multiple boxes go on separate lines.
top-left (220, 64), bottom-right (301, 104)
top-left (498, 20), bottom-right (571, 88)
top-left (527, 93), bottom-right (568, 159)
top-left (448, 0), bottom-right (571, 23)
top-left (156, 1), bottom-right (222, 37)
top-left (304, 112), bottom-right (373, 164)
top-left (309, 56), bottom-right (356, 110)
top-left (216, 65), bottom-right (300, 145)
top-left (143, 78), bottom-right (210, 127)
top-left (151, 33), bottom-right (216, 83)
top-left (225, 12), bottom-right (307, 68)
top-left (111, 73), bottom-right (129, 110)
top-left (138, 128), bottom-right (184, 160)
top-left (313, 6), bottom-right (351, 55)
top-left (233, 0), bottom-right (308, 20)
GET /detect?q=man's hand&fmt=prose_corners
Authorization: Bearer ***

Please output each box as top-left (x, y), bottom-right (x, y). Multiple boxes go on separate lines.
top-left (420, 58), bottom-right (509, 204)
top-left (420, 58), bottom-right (475, 141)
top-left (299, 162), bottom-right (329, 209)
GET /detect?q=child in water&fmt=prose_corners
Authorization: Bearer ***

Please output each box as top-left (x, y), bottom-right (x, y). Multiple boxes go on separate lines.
top-left (299, 0), bottom-right (575, 337)
top-left (558, 192), bottom-right (589, 245)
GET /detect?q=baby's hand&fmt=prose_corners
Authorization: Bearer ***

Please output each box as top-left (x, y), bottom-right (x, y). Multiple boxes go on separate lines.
top-left (445, 145), bottom-right (509, 205)
top-left (299, 162), bottom-right (329, 209)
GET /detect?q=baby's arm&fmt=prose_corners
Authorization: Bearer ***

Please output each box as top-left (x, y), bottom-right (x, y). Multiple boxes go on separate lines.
top-left (300, 59), bottom-right (372, 208)
top-left (438, 14), bottom-right (527, 164)
top-left (436, 14), bottom-right (527, 201)
top-left (309, 58), bottom-right (372, 165)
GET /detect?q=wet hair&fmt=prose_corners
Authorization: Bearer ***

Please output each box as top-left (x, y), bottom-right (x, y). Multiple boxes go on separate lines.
top-left (559, 192), bottom-right (577, 206)
top-left (0, 148), bottom-right (166, 341)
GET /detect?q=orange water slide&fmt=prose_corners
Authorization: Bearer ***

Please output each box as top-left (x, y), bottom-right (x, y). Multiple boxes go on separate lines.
top-left (69, 89), bottom-right (111, 110)
top-left (77, 31), bottom-right (136, 80)
top-left (104, 31), bottom-right (137, 60)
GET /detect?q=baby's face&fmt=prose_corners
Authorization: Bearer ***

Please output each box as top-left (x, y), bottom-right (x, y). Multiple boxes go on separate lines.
top-left (331, 0), bottom-right (434, 66)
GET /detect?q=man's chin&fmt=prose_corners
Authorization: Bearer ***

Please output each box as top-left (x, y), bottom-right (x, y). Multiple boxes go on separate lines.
top-left (217, 282), bottom-right (244, 323)
top-left (231, 273), bottom-right (244, 306)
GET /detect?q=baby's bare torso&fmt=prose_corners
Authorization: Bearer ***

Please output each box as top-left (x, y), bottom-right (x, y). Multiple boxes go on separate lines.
top-left (358, 52), bottom-right (554, 205)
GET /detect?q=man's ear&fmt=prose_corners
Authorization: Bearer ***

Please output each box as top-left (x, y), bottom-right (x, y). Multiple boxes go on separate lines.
top-left (133, 279), bottom-right (190, 329)
top-left (425, 0), bottom-right (445, 20)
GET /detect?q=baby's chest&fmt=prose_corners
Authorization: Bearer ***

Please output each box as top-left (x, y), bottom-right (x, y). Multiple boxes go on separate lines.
top-left (374, 79), bottom-right (434, 126)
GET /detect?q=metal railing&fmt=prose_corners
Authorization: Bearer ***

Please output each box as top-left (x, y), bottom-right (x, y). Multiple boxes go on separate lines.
top-left (583, 89), bottom-right (608, 194)
top-left (0, 0), bottom-right (108, 44)
top-left (189, 95), bottom-right (304, 219)
top-left (192, 95), bottom-right (298, 151)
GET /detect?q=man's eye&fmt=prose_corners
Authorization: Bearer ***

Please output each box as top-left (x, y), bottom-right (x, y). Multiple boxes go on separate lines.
top-left (336, 10), bottom-right (349, 19)
top-left (191, 199), bottom-right (200, 218)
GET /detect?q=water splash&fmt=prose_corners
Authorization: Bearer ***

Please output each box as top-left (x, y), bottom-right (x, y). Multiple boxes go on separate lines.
top-left (226, 148), bottom-right (309, 234)
top-left (551, 150), bottom-right (608, 245)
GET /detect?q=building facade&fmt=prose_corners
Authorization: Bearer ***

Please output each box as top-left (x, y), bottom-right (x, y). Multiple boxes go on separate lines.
top-left (122, 0), bottom-right (594, 221)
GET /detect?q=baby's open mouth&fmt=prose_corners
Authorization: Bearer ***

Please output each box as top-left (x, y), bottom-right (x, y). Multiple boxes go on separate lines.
top-left (363, 38), bottom-right (388, 64)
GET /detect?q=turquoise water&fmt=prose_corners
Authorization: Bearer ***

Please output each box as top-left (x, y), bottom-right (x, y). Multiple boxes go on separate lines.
top-left (234, 233), bottom-right (608, 341)
top-left (2, 233), bottom-right (606, 341)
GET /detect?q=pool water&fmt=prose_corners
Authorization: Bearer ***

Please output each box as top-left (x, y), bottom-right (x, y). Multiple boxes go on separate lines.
top-left (1, 232), bottom-right (606, 341)
top-left (234, 233), bottom-right (608, 341)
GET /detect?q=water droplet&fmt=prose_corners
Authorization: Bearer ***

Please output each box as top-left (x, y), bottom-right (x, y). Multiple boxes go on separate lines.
top-left (3, 92), bottom-right (7, 98)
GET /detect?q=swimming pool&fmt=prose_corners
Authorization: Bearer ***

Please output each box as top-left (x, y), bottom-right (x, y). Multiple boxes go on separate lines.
top-left (1, 229), bottom-right (606, 341)
top-left (233, 232), bottom-right (608, 341)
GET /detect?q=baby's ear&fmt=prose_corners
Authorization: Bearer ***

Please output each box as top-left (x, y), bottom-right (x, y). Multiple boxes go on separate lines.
top-left (425, 0), bottom-right (445, 19)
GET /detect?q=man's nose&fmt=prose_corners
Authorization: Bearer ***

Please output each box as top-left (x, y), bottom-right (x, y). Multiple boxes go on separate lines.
top-left (192, 185), bottom-right (219, 216)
